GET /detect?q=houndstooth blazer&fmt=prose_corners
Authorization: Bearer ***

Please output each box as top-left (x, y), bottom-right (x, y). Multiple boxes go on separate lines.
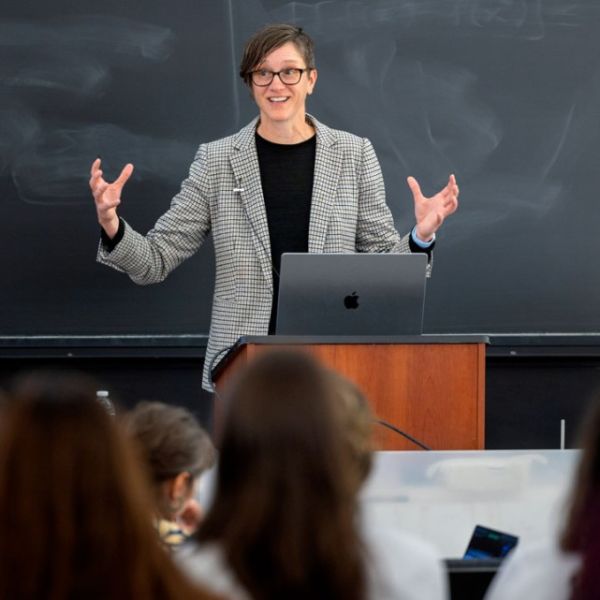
top-left (98, 115), bottom-right (419, 390)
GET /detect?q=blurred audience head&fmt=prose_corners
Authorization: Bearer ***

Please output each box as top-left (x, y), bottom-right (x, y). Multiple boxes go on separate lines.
top-left (0, 370), bottom-right (217, 600)
top-left (124, 401), bottom-right (216, 542)
top-left (327, 370), bottom-right (374, 491)
top-left (561, 393), bottom-right (600, 600)
top-left (197, 350), bottom-right (365, 600)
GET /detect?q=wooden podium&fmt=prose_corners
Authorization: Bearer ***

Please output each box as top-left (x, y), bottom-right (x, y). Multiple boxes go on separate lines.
top-left (212, 335), bottom-right (487, 451)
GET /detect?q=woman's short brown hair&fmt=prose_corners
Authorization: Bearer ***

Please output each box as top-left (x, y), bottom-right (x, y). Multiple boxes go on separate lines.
top-left (239, 23), bottom-right (315, 86)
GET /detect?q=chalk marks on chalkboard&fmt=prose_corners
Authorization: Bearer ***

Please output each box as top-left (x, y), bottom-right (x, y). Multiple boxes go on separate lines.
top-left (538, 72), bottom-right (600, 182)
top-left (0, 16), bottom-right (178, 205)
top-left (267, 0), bottom-right (583, 41)
top-left (341, 40), bottom-right (502, 179)
top-left (0, 109), bottom-right (39, 177)
top-left (0, 16), bottom-right (173, 62)
top-left (2, 57), bottom-right (108, 96)
top-left (11, 124), bottom-right (195, 206)
top-left (0, 17), bottom-right (172, 97)
top-left (539, 104), bottom-right (576, 181)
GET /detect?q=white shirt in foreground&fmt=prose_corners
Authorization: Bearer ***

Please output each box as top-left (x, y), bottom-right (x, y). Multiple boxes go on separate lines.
top-left (178, 524), bottom-right (448, 600)
top-left (484, 537), bottom-right (580, 600)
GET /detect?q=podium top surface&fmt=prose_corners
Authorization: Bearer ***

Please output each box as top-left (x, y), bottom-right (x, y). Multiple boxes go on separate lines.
top-left (236, 334), bottom-right (489, 346)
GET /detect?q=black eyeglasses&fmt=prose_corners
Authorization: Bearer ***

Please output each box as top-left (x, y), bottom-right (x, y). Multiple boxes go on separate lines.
top-left (249, 67), bottom-right (310, 87)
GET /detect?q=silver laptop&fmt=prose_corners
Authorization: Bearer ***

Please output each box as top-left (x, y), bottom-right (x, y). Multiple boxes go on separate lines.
top-left (275, 253), bottom-right (427, 335)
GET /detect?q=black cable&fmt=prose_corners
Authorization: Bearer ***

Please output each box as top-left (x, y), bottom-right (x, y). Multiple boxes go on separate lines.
top-left (375, 418), bottom-right (431, 451)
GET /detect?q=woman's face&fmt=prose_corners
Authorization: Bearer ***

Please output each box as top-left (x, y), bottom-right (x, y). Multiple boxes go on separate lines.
top-left (251, 41), bottom-right (317, 129)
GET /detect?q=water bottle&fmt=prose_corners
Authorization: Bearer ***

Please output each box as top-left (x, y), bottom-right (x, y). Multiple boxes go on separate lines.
top-left (96, 390), bottom-right (116, 416)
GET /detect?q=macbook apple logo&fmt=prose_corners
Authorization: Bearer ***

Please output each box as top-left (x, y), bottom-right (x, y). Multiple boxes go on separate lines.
top-left (344, 291), bottom-right (359, 310)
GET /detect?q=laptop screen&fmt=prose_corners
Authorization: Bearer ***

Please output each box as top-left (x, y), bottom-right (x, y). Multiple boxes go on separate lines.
top-left (463, 525), bottom-right (519, 560)
top-left (275, 253), bottom-right (427, 336)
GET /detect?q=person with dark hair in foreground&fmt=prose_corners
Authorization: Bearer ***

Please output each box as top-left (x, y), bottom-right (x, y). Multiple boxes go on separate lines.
top-left (178, 351), bottom-right (447, 600)
top-left (91, 23), bottom-right (458, 392)
top-left (125, 401), bottom-right (216, 549)
top-left (485, 395), bottom-right (600, 600)
top-left (0, 371), bottom-right (220, 600)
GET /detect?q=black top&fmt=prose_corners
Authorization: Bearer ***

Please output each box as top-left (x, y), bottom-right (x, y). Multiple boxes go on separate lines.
top-left (255, 132), bottom-right (317, 333)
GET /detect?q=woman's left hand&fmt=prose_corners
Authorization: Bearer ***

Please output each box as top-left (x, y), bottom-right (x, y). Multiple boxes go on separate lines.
top-left (408, 174), bottom-right (459, 242)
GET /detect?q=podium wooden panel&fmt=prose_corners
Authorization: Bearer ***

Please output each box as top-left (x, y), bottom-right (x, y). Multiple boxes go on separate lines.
top-left (213, 336), bottom-right (487, 451)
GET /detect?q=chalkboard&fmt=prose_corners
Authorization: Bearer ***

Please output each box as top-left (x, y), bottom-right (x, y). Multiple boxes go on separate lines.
top-left (2, 0), bottom-right (600, 338)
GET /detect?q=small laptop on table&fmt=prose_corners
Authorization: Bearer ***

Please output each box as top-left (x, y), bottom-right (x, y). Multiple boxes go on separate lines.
top-left (275, 253), bottom-right (427, 336)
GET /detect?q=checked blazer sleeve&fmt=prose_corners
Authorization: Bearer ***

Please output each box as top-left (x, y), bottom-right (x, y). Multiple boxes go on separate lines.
top-left (355, 137), bottom-right (411, 254)
top-left (97, 144), bottom-right (213, 283)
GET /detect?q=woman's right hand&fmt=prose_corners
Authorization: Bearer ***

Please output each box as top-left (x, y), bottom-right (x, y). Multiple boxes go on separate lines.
top-left (89, 158), bottom-right (134, 239)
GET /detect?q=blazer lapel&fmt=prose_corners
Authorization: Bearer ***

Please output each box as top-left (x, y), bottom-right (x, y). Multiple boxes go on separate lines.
top-left (230, 118), bottom-right (273, 292)
top-left (308, 117), bottom-right (341, 253)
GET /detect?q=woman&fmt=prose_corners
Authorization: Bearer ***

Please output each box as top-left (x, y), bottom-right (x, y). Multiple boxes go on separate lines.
top-left (125, 401), bottom-right (216, 549)
top-left (178, 351), bottom-right (447, 600)
top-left (0, 371), bottom-right (219, 600)
top-left (90, 24), bottom-right (459, 391)
top-left (485, 396), bottom-right (600, 600)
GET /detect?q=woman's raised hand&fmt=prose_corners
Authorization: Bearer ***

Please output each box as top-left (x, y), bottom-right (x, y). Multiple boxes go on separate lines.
top-left (89, 158), bottom-right (134, 239)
